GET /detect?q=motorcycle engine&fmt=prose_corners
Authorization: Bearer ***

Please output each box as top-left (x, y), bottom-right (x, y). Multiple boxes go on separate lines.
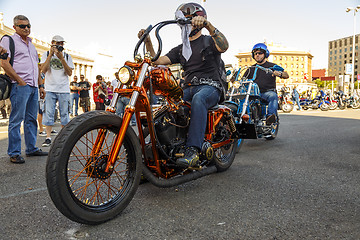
top-left (154, 105), bottom-right (189, 150)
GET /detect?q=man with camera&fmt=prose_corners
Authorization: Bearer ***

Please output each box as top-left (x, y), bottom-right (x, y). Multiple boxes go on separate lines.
top-left (40, 35), bottom-right (74, 147)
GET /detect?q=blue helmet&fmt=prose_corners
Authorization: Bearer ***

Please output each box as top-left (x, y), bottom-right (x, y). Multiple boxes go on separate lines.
top-left (251, 43), bottom-right (270, 59)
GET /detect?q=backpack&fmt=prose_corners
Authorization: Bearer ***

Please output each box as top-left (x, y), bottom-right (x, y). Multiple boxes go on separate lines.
top-left (0, 35), bottom-right (14, 100)
top-left (180, 35), bottom-right (228, 102)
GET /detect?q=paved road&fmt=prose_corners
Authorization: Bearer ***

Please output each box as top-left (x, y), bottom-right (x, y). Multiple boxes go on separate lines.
top-left (0, 109), bottom-right (360, 239)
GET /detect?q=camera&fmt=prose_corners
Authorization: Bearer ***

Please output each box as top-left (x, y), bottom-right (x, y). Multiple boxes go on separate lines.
top-left (55, 45), bottom-right (64, 52)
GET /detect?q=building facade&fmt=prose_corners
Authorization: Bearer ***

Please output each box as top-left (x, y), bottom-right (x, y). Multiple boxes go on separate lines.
top-left (328, 34), bottom-right (359, 89)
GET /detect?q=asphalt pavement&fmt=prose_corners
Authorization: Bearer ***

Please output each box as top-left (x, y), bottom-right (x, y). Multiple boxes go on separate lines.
top-left (0, 109), bottom-right (360, 239)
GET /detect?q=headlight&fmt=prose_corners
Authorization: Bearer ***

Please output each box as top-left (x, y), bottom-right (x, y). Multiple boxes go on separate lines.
top-left (233, 81), bottom-right (241, 89)
top-left (118, 66), bottom-right (134, 84)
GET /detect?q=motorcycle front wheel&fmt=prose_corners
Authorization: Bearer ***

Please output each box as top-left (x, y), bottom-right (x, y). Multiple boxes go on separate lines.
top-left (46, 111), bottom-right (142, 225)
top-left (329, 102), bottom-right (338, 110)
top-left (320, 103), bottom-right (329, 111)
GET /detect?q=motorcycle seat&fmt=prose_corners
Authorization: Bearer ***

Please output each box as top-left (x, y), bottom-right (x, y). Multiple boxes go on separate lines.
top-left (209, 104), bottom-right (228, 111)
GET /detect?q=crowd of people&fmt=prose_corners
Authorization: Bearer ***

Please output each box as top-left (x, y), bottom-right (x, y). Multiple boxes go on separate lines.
top-left (0, 14), bottom-right (131, 164)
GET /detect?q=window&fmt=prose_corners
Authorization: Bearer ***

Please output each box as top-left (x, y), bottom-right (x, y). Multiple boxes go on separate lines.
top-left (339, 40), bottom-right (342, 47)
top-left (279, 56), bottom-right (282, 60)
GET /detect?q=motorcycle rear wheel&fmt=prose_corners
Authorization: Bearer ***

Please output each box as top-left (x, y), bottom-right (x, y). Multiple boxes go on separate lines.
top-left (212, 118), bottom-right (237, 172)
top-left (46, 111), bottom-right (142, 225)
top-left (281, 103), bottom-right (293, 113)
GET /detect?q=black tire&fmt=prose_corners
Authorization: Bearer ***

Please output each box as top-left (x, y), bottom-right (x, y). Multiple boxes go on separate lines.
top-left (46, 111), bottom-right (142, 225)
top-left (213, 117), bottom-right (237, 172)
top-left (265, 117), bottom-right (279, 140)
top-left (339, 104), bottom-right (346, 110)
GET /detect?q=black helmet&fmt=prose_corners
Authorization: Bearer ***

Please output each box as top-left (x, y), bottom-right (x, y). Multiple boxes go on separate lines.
top-left (176, 2), bottom-right (207, 19)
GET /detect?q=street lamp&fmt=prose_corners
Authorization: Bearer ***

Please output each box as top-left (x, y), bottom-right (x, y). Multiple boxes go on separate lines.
top-left (346, 6), bottom-right (360, 96)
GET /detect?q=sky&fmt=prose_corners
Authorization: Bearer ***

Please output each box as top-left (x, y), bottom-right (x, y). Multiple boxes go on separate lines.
top-left (1, 0), bottom-right (360, 71)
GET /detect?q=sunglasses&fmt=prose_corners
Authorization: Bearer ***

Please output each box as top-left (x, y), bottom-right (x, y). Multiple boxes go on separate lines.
top-left (254, 52), bottom-right (264, 56)
top-left (16, 24), bottom-right (31, 29)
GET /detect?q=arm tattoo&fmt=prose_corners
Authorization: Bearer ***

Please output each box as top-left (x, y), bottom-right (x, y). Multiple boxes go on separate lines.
top-left (213, 32), bottom-right (229, 52)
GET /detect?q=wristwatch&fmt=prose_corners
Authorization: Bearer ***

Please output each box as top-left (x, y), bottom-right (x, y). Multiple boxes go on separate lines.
top-left (39, 84), bottom-right (45, 89)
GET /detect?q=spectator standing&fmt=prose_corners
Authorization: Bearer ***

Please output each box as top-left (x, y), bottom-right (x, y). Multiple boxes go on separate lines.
top-left (106, 81), bottom-right (113, 101)
top-left (111, 72), bottom-right (136, 125)
top-left (0, 15), bottom-right (48, 163)
top-left (69, 75), bottom-right (80, 116)
top-left (292, 85), bottom-right (301, 110)
top-left (93, 75), bottom-right (107, 110)
top-left (40, 35), bottom-right (74, 147)
top-left (78, 74), bottom-right (91, 112)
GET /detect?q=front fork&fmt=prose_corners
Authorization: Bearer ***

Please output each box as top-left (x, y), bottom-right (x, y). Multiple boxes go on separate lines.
top-left (92, 62), bottom-right (150, 173)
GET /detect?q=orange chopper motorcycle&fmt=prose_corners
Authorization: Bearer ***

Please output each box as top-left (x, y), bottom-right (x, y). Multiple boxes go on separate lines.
top-left (46, 19), bottom-right (239, 224)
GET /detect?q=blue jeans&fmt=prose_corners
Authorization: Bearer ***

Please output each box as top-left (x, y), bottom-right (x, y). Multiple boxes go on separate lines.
top-left (115, 96), bottom-right (136, 124)
top-left (43, 92), bottom-right (70, 126)
top-left (293, 96), bottom-right (301, 110)
top-left (70, 93), bottom-right (79, 115)
top-left (183, 85), bottom-right (221, 149)
top-left (8, 84), bottom-right (39, 156)
top-left (260, 90), bottom-right (278, 116)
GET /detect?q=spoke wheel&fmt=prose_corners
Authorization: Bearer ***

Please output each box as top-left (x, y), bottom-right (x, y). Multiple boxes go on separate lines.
top-left (212, 118), bottom-right (237, 172)
top-left (46, 111), bottom-right (142, 225)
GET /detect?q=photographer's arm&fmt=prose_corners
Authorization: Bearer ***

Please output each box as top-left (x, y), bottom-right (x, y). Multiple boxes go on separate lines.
top-left (41, 46), bottom-right (55, 73)
top-left (57, 52), bottom-right (72, 76)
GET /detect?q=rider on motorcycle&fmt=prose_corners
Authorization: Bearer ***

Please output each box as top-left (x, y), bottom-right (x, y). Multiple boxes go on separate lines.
top-left (246, 43), bottom-right (289, 124)
top-left (138, 2), bottom-right (229, 167)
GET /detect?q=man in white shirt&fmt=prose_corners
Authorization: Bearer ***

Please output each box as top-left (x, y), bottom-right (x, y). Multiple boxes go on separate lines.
top-left (40, 35), bottom-right (74, 147)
